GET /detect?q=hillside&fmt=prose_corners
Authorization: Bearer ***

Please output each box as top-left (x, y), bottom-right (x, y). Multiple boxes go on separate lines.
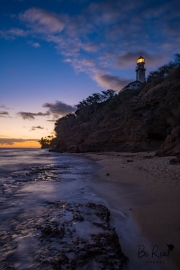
top-left (50, 65), bottom-right (180, 156)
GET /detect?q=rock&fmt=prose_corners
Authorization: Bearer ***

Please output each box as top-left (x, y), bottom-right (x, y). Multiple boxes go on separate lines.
top-left (169, 157), bottom-right (180, 164)
top-left (143, 155), bottom-right (154, 159)
top-left (73, 212), bottom-right (84, 221)
top-left (157, 126), bottom-right (180, 156)
top-left (35, 201), bottom-right (127, 269)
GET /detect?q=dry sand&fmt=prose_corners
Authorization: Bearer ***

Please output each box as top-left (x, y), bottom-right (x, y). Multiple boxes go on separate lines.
top-left (84, 151), bottom-right (180, 270)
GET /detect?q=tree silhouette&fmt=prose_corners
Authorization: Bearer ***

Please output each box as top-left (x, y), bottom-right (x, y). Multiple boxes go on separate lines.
top-left (38, 136), bottom-right (54, 147)
top-left (147, 54), bottom-right (180, 82)
top-left (76, 89), bottom-right (116, 109)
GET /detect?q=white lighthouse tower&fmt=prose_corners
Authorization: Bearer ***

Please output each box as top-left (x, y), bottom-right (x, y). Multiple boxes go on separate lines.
top-left (121, 55), bottom-right (146, 92)
top-left (136, 56), bottom-right (146, 82)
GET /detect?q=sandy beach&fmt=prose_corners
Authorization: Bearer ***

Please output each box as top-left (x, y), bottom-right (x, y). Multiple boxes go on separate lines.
top-left (84, 151), bottom-right (180, 270)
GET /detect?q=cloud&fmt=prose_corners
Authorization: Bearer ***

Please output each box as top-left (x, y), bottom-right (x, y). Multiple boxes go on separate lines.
top-left (94, 74), bottom-right (131, 91)
top-left (30, 42), bottom-right (40, 48)
top-left (17, 111), bottom-right (50, 120)
top-left (43, 101), bottom-right (76, 118)
top-left (87, 1), bottom-right (122, 25)
top-left (116, 52), bottom-right (166, 68)
top-left (0, 138), bottom-right (39, 145)
top-left (7, 28), bottom-right (27, 36)
top-left (0, 111), bottom-right (10, 117)
top-left (68, 58), bottom-right (96, 74)
top-left (17, 101), bottom-right (76, 121)
top-left (30, 126), bottom-right (44, 131)
top-left (0, 28), bottom-right (27, 39)
top-left (27, 40), bottom-right (41, 48)
top-left (19, 8), bottom-right (65, 34)
top-left (83, 43), bottom-right (99, 52)
top-left (1, 0), bottom-right (180, 91)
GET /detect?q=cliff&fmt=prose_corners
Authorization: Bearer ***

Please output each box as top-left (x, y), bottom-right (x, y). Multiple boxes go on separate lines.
top-left (51, 66), bottom-right (180, 156)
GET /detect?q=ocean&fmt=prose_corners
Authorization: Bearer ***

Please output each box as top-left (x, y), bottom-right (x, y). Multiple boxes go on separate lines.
top-left (0, 148), bottom-right (170, 270)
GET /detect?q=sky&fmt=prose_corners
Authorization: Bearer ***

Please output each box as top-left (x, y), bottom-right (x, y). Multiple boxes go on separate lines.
top-left (0, 0), bottom-right (180, 148)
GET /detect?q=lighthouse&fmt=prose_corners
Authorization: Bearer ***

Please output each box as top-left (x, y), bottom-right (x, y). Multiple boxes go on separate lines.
top-left (136, 56), bottom-right (146, 82)
top-left (121, 55), bottom-right (146, 92)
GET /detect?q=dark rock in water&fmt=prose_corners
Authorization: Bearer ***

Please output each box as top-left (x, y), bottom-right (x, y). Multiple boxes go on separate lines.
top-left (73, 212), bottom-right (84, 221)
top-left (37, 201), bottom-right (127, 270)
top-left (0, 200), bottom-right (127, 269)
top-left (40, 223), bottom-right (65, 238)
top-left (169, 157), bottom-right (180, 165)
top-left (127, 159), bottom-right (133, 162)
top-left (106, 173), bottom-right (110, 176)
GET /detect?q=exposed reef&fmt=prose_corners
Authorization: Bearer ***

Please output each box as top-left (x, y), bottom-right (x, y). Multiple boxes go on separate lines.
top-left (0, 201), bottom-right (127, 270)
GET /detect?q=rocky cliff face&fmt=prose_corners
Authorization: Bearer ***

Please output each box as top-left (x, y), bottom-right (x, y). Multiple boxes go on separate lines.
top-left (52, 67), bottom-right (180, 155)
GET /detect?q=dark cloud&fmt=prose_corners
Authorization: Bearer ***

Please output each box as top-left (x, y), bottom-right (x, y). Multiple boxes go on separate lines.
top-left (17, 102), bottom-right (76, 120)
top-left (17, 111), bottom-right (50, 120)
top-left (30, 126), bottom-right (44, 131)
top-left (94, 74), bottom-right (131, 91)
top-left (0, 138), bottom-right (39, 145)
top-left (0, 111), bottom-right (9, 117)
top-left (43, 101), bottom-right (76, 117)
top-left (116, 52), bottom-right (166, 68)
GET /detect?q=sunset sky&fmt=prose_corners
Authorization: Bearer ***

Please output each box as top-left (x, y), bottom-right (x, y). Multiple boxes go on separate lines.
top-left (0, 0), bottom-right (179, 148)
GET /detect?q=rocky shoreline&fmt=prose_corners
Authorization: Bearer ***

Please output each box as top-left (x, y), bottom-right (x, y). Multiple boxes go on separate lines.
top-left (0, 200), bottom-right (127, 270)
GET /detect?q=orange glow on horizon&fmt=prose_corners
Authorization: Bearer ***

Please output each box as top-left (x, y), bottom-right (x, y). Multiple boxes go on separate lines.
top-left (0, 141), bottom-right (41, 148)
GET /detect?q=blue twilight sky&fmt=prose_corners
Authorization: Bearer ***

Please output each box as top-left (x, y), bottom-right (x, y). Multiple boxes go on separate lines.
top-left (0, 0), bottom-right (180, 147)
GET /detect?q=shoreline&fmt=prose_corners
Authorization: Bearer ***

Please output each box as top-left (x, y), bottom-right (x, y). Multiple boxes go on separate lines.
top-left (1, 148), bottom-right (179, 269)
top-left (82, 151), bottom-right (180, 269)
top-left (0, 149), bottom-right (128, 269)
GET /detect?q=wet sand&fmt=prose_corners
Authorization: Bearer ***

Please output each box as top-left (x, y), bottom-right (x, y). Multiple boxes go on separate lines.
top-left (84, 151), bottom-right (180, 270)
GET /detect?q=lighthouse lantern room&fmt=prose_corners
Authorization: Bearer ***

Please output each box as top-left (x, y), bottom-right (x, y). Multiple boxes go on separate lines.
top-left (136, 56), bottom-right (146, 82)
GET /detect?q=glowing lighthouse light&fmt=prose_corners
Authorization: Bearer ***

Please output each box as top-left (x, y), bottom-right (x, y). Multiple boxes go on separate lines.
top-left (136, 56), bottom-right (146, 82)
top-left (137, 56), bottom-right (145, 63)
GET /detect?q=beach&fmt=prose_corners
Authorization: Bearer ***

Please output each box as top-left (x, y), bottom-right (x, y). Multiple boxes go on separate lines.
top-left (0, 148), bottom-right (179, 270)
top-left (84, 151), bottom-right (180, 270)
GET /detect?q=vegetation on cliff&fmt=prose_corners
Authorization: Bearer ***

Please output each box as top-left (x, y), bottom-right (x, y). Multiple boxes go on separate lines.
top-left (42, 54), bottom-right (180, 155)
top-left (39, 135), bottom-right (55, 148)
top-left (147, 54), bottom-right (180, 83)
